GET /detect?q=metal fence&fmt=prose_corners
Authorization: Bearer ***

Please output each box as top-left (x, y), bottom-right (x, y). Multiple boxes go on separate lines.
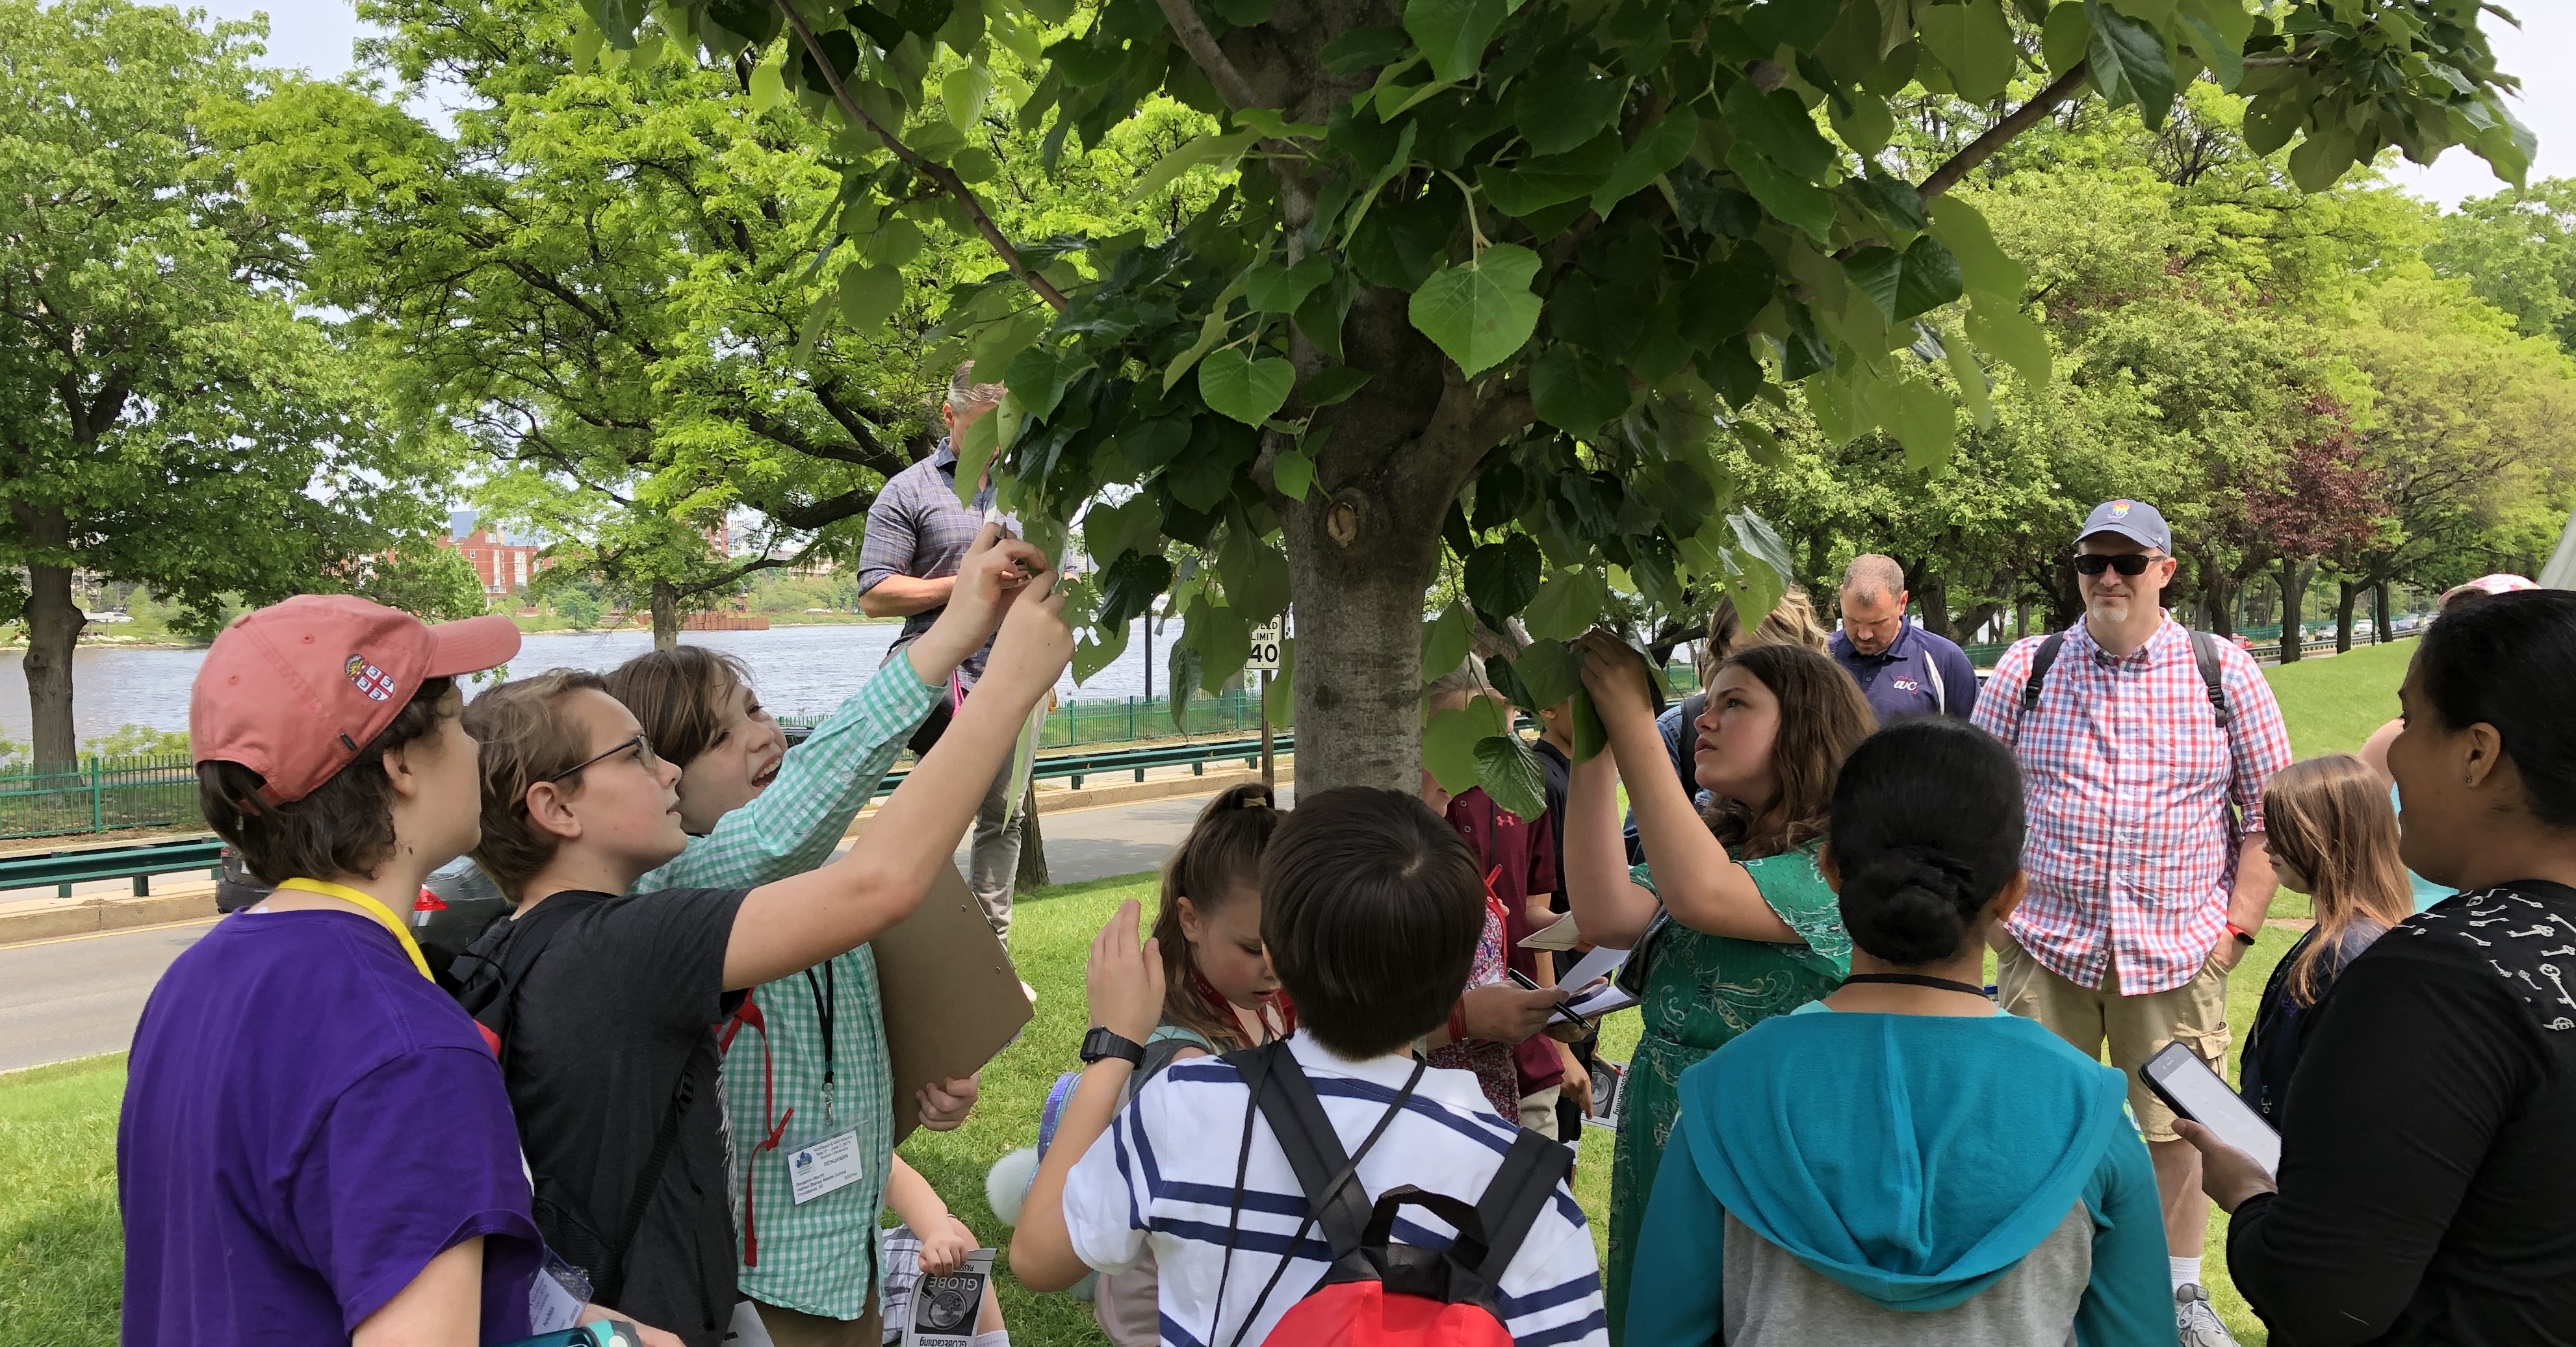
top-left (0, 755), bottom-right (202, 841)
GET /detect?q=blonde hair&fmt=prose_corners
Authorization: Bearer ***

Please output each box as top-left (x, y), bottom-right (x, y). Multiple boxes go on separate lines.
top-left (2261, 754), bottom-right (2414, 1003)
top-left (1748, 587), bottom-right (1831, 653)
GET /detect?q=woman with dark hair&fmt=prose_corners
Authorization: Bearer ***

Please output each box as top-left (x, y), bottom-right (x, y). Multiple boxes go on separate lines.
top-left (1565, 634), bottom-right (1877, 1339)
top-left (1625, 718), bottom-right (2169, 1345)
top-left (2183, 588), bottom-right (2576, 1344)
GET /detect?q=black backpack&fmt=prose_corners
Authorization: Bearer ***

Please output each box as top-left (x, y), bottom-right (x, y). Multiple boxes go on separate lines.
top-left (2005, 627), bottom-right (2232, 743)
top-left (1202, 1040), bottom-right (1572, 1347)
top-left (448, 895), bottom-right (694, 1309)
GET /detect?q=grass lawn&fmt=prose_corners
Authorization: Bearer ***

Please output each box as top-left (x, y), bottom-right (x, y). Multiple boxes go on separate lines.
top-left (0, 651), bottom-right (2398, 1346)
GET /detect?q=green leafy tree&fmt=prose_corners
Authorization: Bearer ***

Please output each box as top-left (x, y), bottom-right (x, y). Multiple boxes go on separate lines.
top-left (0, 0), bottom-right (438, 766)
top-left (2426, 179), bottom-right (2576, 355)
top-left (351, 536), bottom-right (493, 623)
top-left (589, 0), bottom-right (2517, 800)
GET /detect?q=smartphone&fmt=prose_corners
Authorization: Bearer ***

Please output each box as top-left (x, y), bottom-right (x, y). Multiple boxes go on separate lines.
top-left (2138, 1041), bottom-right (2280, 1177)
top-left (500, 1322), bottom-right (641, 1347)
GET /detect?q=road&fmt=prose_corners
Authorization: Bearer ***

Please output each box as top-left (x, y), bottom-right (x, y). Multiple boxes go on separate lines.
top-left (0, 785), bottom-right (1279, 1075)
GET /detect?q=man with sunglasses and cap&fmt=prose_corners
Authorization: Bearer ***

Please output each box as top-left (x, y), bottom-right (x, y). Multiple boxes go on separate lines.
top-left (1971, 498), bottom-right (2292, 1347)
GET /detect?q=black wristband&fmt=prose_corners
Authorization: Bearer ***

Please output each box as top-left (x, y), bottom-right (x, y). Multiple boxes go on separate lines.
top-left (1080, 1026), bottom-right (1145, 1067)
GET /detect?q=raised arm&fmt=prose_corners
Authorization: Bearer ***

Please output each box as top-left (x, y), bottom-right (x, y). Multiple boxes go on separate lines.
top-left (719, 567), bottom-right (1072, 990)
top-left (647, 528), bottom-right (1043, 891)
top-left (1573, 632), bottom-right (1795, 943)
top-left (1564, 741), bottom-right (1661, 948)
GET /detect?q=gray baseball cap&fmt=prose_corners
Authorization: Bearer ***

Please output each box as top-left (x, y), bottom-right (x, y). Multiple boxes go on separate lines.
top-left (2078, 498), bottom-right (2171, 553)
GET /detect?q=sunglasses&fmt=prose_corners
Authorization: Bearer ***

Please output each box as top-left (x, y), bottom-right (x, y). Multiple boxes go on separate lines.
top-left (2072, 553), bottom-right (2163, 576)
top-left (546, 733), bottom-right (661, 785)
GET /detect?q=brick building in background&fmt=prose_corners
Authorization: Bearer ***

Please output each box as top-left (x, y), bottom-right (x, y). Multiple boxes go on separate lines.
top-left (442, 510), bottom-right (548, 598)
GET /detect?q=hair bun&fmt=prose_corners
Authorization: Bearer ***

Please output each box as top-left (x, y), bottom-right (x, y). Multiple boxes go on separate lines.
top-left (1218, 782), bottom-right (1276, 811)
top-left (1844, 846), bottom-right (1979, 965)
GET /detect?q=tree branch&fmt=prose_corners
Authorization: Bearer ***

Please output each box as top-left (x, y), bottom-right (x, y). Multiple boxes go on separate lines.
top-left (772, 0), bottom-right (1069, 313)
top-left (1918, 62), bottom-right (2092, 201)
top-left (1148, 0), bottom-right (1316, 220)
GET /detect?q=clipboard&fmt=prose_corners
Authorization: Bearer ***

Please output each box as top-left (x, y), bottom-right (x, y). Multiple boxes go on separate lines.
top-left (871, 864), bottom-right (1033, 1143)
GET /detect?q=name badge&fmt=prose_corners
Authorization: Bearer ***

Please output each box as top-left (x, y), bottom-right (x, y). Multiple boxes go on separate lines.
top-left (785, 1127), bottom-right (866, 1205)
top-left (528, 1250), bottom-right (593, 1333)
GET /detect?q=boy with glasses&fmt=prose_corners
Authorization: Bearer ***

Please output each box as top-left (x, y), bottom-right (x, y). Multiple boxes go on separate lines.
top-left (1970, 498), bottom-right (2293, 1347)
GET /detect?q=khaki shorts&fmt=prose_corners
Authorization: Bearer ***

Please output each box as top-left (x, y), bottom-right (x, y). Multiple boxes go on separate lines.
top-left (1995, 930), bottom-right (2230, 1142)
top-left (1520, 1084), bottom-right (1563, 1140)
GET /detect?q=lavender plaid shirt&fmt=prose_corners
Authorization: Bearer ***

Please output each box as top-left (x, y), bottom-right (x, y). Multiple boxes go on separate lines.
top-left (856, 441), bottom-right (1016, 687)
top-left (1971, 615), bottom-right (2293, 995)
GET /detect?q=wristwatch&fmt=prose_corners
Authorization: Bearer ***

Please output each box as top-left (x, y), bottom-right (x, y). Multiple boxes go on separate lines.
top-left (1080, 1027), bottom-right (1145, 1067)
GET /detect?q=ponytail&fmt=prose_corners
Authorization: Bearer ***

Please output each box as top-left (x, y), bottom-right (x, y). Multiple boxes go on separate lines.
top-left (1152, 783), bottom-right (1283, 1049)
top-left (1827, 719), bottom-right (2026, 966)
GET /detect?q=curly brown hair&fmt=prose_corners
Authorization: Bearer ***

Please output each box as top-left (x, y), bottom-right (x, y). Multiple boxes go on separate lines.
top-left (1700, 643), bottom-right (1877, 858)
top-left (461, 670), bottom-right (612, 901)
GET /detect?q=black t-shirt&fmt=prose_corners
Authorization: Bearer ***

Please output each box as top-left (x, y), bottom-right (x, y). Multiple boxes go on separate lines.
top-left (2229, 881), bottom-right (2576, 1345)
top-left (2237, 917), bottom-right (2387, 1122)
top-left (1532, 738), bottom-right (1571, 911)
top-left (464, 886), bottom-right (749, 1346)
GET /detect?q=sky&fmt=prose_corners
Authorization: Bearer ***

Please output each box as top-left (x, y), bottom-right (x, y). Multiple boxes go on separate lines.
top-left (209, 0), bottom-right (2573, 211)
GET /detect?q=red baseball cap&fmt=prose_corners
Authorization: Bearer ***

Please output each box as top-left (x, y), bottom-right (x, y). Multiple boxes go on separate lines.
top-left (190, 595), bottom-right (521, 805)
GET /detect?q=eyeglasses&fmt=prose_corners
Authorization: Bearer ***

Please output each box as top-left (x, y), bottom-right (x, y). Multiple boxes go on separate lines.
top-left (2072, 553), bottom-right (2162, 576)
top-left (546, 734), bottom-right (660, 786)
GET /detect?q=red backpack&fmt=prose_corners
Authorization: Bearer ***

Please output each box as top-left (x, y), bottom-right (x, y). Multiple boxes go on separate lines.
top-left (1208, 1041), bottom-right (1572, 1346)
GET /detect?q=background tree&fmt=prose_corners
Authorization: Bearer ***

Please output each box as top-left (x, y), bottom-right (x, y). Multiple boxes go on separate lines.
top-left (2426, 179), bottom-right (2576, 355)
top-left (349, 536), bottom-right (494, 623)
top-left (0, 0), bottom-right (439, 767)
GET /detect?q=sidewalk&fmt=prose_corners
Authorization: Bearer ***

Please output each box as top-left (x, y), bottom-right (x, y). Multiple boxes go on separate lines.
top-left (0, 756), bottom-right (1293, 948)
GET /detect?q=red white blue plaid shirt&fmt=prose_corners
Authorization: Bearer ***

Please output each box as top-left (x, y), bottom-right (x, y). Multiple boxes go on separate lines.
top-left (1971, 615), bottom-right (2293, 994)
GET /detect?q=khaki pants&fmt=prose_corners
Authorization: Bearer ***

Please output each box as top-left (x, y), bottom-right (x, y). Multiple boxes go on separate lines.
top-left (1520, 1085), bottom-right (1563, 1140)
top-left (754, 1295), bottom-right (880, 1347)
top-left (1995, 930), bottom-right (2230, 1142)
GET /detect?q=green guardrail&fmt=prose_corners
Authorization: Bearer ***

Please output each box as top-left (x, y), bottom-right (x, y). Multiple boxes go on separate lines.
top-left (0, 755), bottom-right (201, 842)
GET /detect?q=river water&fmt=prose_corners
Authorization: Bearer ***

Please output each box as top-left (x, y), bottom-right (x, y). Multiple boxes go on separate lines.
top-left (0, 617), bottom-right (1194, 744)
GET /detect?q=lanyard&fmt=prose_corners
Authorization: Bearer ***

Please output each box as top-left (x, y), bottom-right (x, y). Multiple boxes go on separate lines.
top-left (272, 878), bottom-right (433, 982)
top-left (803, 962), bottom-right (837, 1123)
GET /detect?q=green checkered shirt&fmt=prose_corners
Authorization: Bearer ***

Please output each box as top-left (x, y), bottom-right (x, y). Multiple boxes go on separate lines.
top-left (638, 660), bottom-right (939, 1320)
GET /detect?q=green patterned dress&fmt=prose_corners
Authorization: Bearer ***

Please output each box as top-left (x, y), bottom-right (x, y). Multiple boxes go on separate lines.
top-left (1604, 845), bottom-right (1849, 1342)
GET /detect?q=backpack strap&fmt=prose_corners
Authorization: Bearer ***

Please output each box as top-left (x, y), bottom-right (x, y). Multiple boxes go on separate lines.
top-left (2189, 628), bottom-right (2234, 729)
top-left (1226, 1041), bottom-right (1373, 1258)
top-left (596, 1068), bottom-right (694, 1307)
top-left (1471, 1129), bottom-right (1575, 1283)
top-left (2009, 631), bottom-right (2068, 746)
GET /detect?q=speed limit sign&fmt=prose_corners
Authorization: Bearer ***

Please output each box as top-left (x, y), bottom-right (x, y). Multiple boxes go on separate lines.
top-left (1246, 617), bottom-right (1285, 671)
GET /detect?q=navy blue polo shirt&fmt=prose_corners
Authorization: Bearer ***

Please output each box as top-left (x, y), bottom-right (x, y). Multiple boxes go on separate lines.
top-left (1829, 619), bottom-right (1980, 722)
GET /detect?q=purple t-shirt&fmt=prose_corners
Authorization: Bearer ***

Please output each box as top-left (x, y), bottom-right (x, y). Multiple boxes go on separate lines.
top-left (120, 908), bottom-right (543, 1346)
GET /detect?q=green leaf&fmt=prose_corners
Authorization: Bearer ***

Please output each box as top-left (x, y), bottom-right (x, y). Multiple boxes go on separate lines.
top-left (944, 60), bottom-right (992, 130)
top-left (1165, 307), bottom-right (1235, 392)
top-left (950, 146), bottom-right (999, 183)
top-left (1475, 732), bottom-right (1547, 821)
top-left (1097, 547), bottom-right (1173, 628)
top-left (1728, 509), bottom-right (1797, 593)
top-left (747, 56), bottom-right (784, 110)
top-left (837, 263), bottom-right (905, 332)
top-left (1423, 602), bottom-right (1473, 677)
top-left (1918, 0), bottom-right (2018, 103)
top-left (1271, 446), bottom-right (1315, 501)
top-left (1843, 247), bottom-right (1902, 320)
top-left (1927, 196), bottom-right (2027, 305)
top-left (1829, 93), bottom-right (1896, 159)
top-left (2178, 10), bottom-right (2243, 92)
top-left (1004, 344), bottom-right (1075, 421)
top-left (1168, 641), bottom-right (1204, 730)
top-left (2041, 0), bottom-right (2093, 77)
top-left (951, 399), bottom-right (1003, 506)
top-left (1892, 235), bottom-right (1964, 321)
top-left (861, 217), bottom-right (926, 267)
top-left (1423, 698), bottom-right (1505, 796)
top-left (1727, 144), bottom-right (1836, 246)
top-left (1187, 601), bottom-right (1252, 694)
top-left (1590, 110), bottom-right (1701, 216)
top-left (1300, 366), bottom-right (1371, 407)
top-left (1248, 254), bottom-right (1334, 314)
top-left (1226, 537), bottom-right (1292, 621)
top-left (1233, 107), bottom-right (1328, 139)
top-left (1263, 636), bottom-right (1295, 722)
top-left (1463, 535), bottom-right (1543, 625)
top-left (1523, 567), bottom-right (1607, 641)
top-left (1530, 344), bottom-right (1629, 433)
top-left (1198, 348), bottom-right (1296, 426)
top-left (1408, 243), bottom-right (1543, 378)
top-left (1320, 25), bottom-right (1411, 75)
top-left (1404, 0), bottom-right (1507, 84)
top-left (1569, 687), bottom-right (1609, 761)
top-left (2086, 0), bottom-right (2176, 129)
top-left (1948, 340), bottom-right (1996, 430)
top-left (1513, 60), bottom-right (1625, 155)
top-left (1072, 619), bottom-right (1130, 683)
top-left (1965, 298), bottom-right (2051, 387)
top-left (1512, 637), bottom-right (1584, 709)
top-left (1477, 163), bottom-right (1599, 218)
top-left (1721, 82), bottom-right (1836, 181)
top-left (1883, 376), bottom-right (1957, 470)
top-left (1126, 130), bottom-right (1257, 205)
top-left (2287, 124), bottom-right (2359, 192)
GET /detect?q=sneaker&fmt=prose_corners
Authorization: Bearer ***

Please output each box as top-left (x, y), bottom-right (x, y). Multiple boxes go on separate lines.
top-left (2176, 1283), bottom-right (2239, 1347)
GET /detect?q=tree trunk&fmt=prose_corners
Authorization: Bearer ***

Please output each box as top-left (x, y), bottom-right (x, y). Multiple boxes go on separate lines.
top-left (1955, 601), bottom-right (2003, 647)
top-left (1014, 781), bottom-right (1049, 890)
top-left (18, 506), bottom-right (86, 769)
top-left (650, 579), bottom-right (679, 650)
top-left (2375, 581), bottom-right (2391, 645)
top-left (2277, 558), bottom-right (2305, 663)
top-left (2335, 580), bottom-right (2361, 654)
top-left (1281, 501), bottom-right (1442, 793)
top-left (2202, 567), bottom-right (2237, 638)
top-left (1914, 572), bottom-right (1953, 643)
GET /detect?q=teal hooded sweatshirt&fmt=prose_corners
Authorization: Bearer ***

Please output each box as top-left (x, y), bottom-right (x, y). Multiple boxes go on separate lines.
top-left (1623, 1007), bottom-right (2170, 1346)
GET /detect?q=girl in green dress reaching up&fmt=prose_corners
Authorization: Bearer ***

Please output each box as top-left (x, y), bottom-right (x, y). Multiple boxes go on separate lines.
top-left (1564, 635), bottom-right (1876, 1342)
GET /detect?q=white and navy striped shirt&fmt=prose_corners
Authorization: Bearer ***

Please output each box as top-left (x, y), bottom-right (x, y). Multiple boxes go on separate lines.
top-left (1063, 1031), bottom-right (1608, 1347)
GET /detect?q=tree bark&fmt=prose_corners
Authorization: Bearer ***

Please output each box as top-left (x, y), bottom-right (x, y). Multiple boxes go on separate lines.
top-left (1955, 601), bottom-right (2003, 647)
top-left (650, 579), bottom-right (679, 650)
top-left (1280, 497), bottom-right (1443, 793)
top-left (2201, 565), bottom-right (2237, 639)
top-left (2335, 579), bottom-right (2361, 654)
top-left (1014, 781), bottom-right (1050, 890)
top-left (2375, 581), bottom-right (2391, 645)
top-left (18, 506), bottom-right (86, 769)
top-left (1914, 571), bottom-right (1953, 643)
top-left (2277, 558), bottom-right (2305, 663)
